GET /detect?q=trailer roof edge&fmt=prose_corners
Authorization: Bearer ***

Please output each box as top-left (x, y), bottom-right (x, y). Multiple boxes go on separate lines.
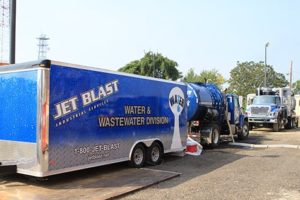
top-left (0, 60), bottom-right (185, 86)
top-left (50, 60), bottom-right (186, 86)
top-left (0, 60), bottom-right (51, 72)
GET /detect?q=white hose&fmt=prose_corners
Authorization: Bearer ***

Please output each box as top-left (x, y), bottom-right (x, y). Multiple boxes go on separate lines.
top-left (228, 142), bottom-right (300, 149)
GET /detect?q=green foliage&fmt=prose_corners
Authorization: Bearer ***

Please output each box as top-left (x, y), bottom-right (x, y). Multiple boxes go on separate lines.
top-left (183, 68), bottom-right (199, 82)
top-left (227, 61), bottom-right (288, 97)
top-left (183, 68), bottom-right (225, 89)
top-left (118, 51), bottom-right (182, 81)
top-left (293, 80), bottom-right (300, 94)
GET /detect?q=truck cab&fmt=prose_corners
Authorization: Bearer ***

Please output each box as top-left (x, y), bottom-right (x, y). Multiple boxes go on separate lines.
top-left (246, 95), bottom-right (284, 130)
top-left (246, 87), bottom-right (297, 132)
top-left (227, 94), bottom-right (243, 125)
top-left (226, 94), bottom-right (249, 139)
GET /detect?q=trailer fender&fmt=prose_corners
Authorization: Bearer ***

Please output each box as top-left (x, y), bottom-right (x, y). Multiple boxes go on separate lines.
top-left (128, 138), bottom-right (162, 160)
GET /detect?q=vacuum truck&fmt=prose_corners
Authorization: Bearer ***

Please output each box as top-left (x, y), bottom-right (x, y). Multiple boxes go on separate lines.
top-left (186, 83), bottom-right (249, 147)
top-left (246, 87), bottom-right (298, 131)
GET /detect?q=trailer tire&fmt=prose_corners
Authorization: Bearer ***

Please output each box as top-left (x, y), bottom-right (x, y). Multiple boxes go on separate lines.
top-left (130, 144), bottom-right (146, 168)
top-left (238, 122), bottom-right (249, 140)
top-left (209, 125), bottom-right (220, 148)
top-left (146, 142), bottom-right (163, 166)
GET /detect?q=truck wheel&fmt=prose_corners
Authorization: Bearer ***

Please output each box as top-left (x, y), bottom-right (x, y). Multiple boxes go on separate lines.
top-left (273, 122), bottom-right (280, 132)
top-left (249, 124), bottom-right (253, 131)
top-left (238, 122), bottom-right (249, 140)
top-left (273, 116), bottom-right (283, 132)
top-left (285, 118), bottom-right (292, 129)
top-left (291, 118), bottom-right (295, 129)
top-left (146, 142), bottom-right (163, 166)
top-left (209, 125), bottom-right (220, 148)
top-left (130, 144), bottom-right (146, 168)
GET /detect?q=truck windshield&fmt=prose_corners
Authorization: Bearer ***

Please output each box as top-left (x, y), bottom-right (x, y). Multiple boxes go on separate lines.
top-left (252, 96), bottom-right (277, 105)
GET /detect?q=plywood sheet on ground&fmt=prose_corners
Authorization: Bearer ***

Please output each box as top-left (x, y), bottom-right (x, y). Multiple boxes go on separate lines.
top-left (0, 167), bottom-right (180, 200)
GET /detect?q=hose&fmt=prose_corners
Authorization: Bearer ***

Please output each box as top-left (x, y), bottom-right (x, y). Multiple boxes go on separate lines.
top-left (228, 142), bottom-right (300, 149)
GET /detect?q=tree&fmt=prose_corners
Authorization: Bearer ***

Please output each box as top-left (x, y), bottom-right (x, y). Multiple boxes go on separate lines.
top-left (293, 80), bottom-right (300, 94)
top-left (183, 68), bottom-right (225, 89)
top-left (183, 68), bottom-right (199, 82)
top-left (118, 51), bottom-right (182, 81)
top-left (227, 61), bottom-right (288, 97)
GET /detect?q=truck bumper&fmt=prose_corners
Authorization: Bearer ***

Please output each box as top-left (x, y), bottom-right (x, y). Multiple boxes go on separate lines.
top-left (249, 117), bottom-right (277, 124)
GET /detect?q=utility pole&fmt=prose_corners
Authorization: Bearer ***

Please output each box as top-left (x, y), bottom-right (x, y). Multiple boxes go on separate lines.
top-left (9, 0), bottom-right (16, 64)
top-left (290, 61), bottom-right (293, 89)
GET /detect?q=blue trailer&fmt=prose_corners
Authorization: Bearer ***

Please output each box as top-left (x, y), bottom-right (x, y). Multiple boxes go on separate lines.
top-left (0, 60), bottom-right (187, 177)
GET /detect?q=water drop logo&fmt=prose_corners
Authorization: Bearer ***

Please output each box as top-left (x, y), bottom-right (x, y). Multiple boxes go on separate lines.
top-left (169, 87), bottom-right (185, 150)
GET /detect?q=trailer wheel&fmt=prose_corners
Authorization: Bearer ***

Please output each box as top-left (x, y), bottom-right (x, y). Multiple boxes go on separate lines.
top-left (130, 144), bottom-right (146, 168)
top-left (238, 122), bottom-right (249, 140)
top-left (147, 142), bottom-right (163, 166)
top-left (209, 125), bottom-right (220, 148)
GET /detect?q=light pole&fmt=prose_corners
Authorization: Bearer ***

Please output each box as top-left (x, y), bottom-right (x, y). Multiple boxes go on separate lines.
top-left (264, 42), bottom-right (269, 87)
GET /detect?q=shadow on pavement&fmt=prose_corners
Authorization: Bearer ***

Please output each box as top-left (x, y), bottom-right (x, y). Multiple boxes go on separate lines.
top-left (0, 146), bottom-right (247, 194)
top-left (0, 162), bottom-right (181, 200)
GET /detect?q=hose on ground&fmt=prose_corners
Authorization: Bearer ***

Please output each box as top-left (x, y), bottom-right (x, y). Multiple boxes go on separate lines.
top-left (228, 142), bottom-right (300, 149)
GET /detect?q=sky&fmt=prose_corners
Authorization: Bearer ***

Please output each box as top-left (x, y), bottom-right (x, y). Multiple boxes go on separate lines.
top-left (9, 0), bottom-right (300, 82)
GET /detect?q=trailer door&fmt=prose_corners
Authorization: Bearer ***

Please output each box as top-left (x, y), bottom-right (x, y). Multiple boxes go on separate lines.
top-left (0, 70), bottom-right (38, 165)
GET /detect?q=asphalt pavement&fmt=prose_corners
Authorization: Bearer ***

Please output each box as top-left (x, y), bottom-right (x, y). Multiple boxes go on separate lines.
top-left (1, 127), bottom-right (299, 200)
top-left (119, 127), bottom-right (300, 200)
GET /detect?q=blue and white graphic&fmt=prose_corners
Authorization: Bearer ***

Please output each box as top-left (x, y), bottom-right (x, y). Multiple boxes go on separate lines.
top-left (48, 64), bottom-right (187, 171)
top-left (169, 87), bottom-right (185, 149)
